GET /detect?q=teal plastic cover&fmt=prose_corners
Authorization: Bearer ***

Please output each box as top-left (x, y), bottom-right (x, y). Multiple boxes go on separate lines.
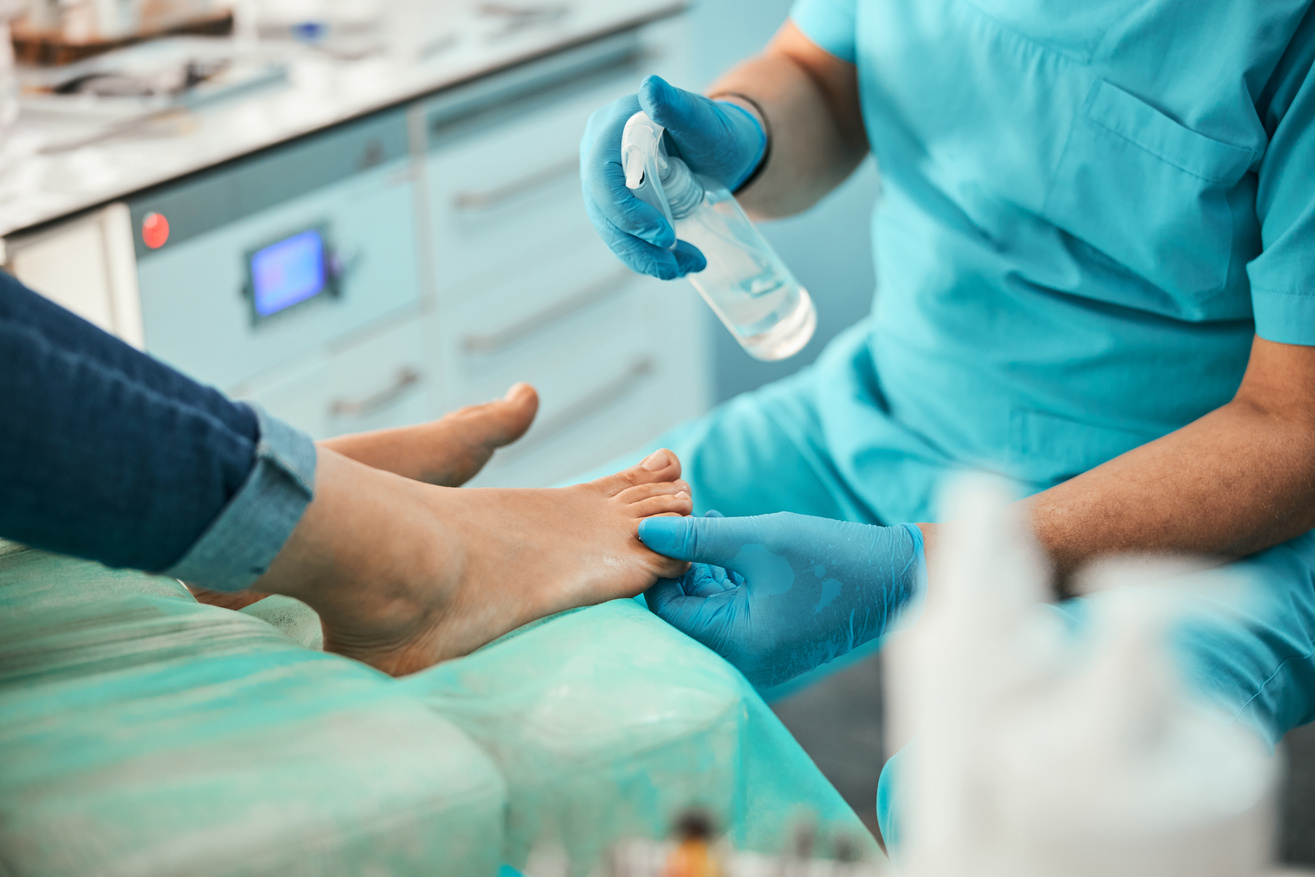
top-left (0, 540), bottom-right (882, 874)
top-left (403, 600), bottom-right (882, 871)
top-left (0, 541), bottom-right (506, 877)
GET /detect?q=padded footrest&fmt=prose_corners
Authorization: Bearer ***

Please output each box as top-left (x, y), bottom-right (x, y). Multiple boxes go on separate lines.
top-left (0, 545), bottom-right (506, 877)
top-left (403, 600), bottom-right (878, 869)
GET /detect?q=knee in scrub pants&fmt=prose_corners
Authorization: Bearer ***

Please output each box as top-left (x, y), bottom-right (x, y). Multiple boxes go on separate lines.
top-left (652, 367), bottom-right (881, 521)
top-left (568, 327), bottom-right (886, 523)
top-left (876, 532), bottom-right (1315, 854)
top-left (1174, 532), bottom-right (1315, 741)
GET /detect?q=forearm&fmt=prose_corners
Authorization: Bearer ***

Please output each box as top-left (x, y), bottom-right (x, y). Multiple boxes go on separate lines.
top-left (917, 341), bottom-right (1315, 594)
top-left (1027, 398), bottom-right (1315, 582)
top-left (916, 400), bottom-right (1315, 595)
top-left (709, 22), bottom-right (868, 218)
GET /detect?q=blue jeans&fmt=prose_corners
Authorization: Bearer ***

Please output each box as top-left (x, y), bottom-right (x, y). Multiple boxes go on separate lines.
top-left (0, 271), bottom-right (315, 592)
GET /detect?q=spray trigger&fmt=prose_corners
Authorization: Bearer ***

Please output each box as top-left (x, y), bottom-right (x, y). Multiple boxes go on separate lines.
top-left (621, 111), bottom-right (677, 246)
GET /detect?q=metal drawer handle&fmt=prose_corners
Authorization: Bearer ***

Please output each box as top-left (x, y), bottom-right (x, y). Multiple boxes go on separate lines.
top-left (452, 156), bottom-right (579, 213)
top-left (330, 367), bottom-right (422, 418)
top-left (462, 267), bottom-right (636, 355)
top-left (500, 358), bottom-right (653, 460)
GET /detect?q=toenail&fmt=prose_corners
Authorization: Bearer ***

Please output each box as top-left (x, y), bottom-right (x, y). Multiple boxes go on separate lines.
top-left (641, 450), bottom-right (669, 471)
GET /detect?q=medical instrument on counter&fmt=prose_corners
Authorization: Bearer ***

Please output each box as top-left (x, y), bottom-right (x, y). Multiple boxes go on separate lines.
top-left (48, 56), bottom-right (226, 97)
top-left (477, 2), bottom-right (568, 40)
top-left (20, 37), bottom-right (288, 154)
top-left (659, 810), bottom-right (722, 877)
top-left (22, 36), bottom-right (287, 103)
top-left (9, 0), bottom-right (235, 66)
top-left (621, 111), bottom-right (816, 361)
top-left (536, 811), bottom-right (879, 877)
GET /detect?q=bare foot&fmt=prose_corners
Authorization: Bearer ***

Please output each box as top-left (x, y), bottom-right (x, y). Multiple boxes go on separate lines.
top-left (318, 382), bottom-right (540, 487)
top-left (313, 448), bottom-right (693, 675)
top-left (185, 587), bottom-right (269, 611)
top-left (191, 384), bottom-right (540, 612)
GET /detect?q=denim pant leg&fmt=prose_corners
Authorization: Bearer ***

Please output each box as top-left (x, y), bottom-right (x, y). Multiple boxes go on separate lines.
top-left (0, 273), bottom-right (314, 590)
top-left (0, 268), bottom-right (255, 439)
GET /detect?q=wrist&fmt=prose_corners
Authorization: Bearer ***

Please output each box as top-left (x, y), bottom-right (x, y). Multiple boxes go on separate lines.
top-left (710, 93), bottom-right (770, 191)
top-left (910, 522), bottom-right (933, 595)
top-left (253, 451), bottom-right (446, 620)
top-left (842, 521), bottom-right (931, 655)
top-left (882, 522), bottom-right (930, 628)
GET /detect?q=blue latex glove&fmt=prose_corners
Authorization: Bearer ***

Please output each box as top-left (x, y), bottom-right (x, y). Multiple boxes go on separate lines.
top-left (638, 512), bottom-right (926, 689)
top-left (579, 74), bottom-right (768, 280)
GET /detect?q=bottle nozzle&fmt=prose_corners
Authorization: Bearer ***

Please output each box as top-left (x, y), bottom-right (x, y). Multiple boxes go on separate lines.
top-left (622, 139), bottom-right (651, 190)
top-left (620, 111), bottom-right (676, 233)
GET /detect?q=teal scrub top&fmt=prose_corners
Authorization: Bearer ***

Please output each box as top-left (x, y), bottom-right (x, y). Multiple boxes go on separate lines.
top-left (789, 0), bottom-right (1315, 493)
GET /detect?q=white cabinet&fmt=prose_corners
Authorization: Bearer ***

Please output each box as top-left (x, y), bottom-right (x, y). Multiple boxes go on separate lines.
top-left (12, 15), bottom-right (712, 488)
top-left (413, 18), bottom-right (712, 486)
top-left (433, 240), bottom-right (708, 486)
top-left (132, 119), bottom-right (423, 392)
top-left (5, 205), bottom-right (144, 348)
top-left (232, 318), bottom-right (438, 440)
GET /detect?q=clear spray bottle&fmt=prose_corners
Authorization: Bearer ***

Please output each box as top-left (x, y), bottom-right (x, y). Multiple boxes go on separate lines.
top-left (621, 112), bottom-right (817, 361)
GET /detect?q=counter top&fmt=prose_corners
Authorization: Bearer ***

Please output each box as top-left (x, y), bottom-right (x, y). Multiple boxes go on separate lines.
top-left (0, 0), bottom-right (682, 238)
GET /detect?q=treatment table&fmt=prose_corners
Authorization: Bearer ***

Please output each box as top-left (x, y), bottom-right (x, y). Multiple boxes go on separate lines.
top-left (0, 539), bottom-right (879, 875)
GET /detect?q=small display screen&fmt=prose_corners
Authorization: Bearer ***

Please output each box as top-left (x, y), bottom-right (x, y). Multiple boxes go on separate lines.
top-left (250, 229), bottom-right (328, 319)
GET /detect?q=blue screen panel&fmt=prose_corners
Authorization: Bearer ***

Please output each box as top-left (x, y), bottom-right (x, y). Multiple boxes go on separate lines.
top-left (251, 229), bottom-right (327, 318)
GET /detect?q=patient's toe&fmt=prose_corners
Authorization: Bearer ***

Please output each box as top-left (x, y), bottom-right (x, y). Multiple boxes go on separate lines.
top-left (454, 382), bottom-right (539, 449)
top-left (617, 480), bottom-right (691, 504)
top-left (595, 449), bottom-right (683, 495)
top-left (629, 491), bottom-right (693, 519)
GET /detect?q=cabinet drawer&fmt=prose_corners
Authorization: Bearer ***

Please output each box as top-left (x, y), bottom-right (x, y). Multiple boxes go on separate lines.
top-left (423, 84), bottom-right (630, 297)
top-left (234, 317), bottom-right (439, 440)
top-left (439, 244), bottom-right (650, 407)
top-left (470, 355), bottom-right (663, 488)
top-left (233, 355), bottom-right (334, 440)
top-left (137, 157), bottom-right (423, 392)
top-left (325, 319), bottom-right (437, 437)
top-left (417, 28), bottom-right (681, 299)
top-left (437, 244), bottom-right (659, 485)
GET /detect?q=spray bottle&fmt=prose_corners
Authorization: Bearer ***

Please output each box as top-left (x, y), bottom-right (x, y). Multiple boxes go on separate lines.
top-left (621, 112), bottom-right (817, 361)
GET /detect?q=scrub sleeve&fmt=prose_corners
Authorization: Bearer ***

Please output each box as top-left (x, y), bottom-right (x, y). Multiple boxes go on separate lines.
top-left (786, 0), bottom-right (856, 63)
top-left (1247, 9), bottom-right (1315, 343)
top-left (0, 271), bottom-right (315, 592)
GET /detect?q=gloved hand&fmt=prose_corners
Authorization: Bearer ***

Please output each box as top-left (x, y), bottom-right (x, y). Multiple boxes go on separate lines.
top-left (638, 512), bottom-right (926, 689)
top-left (580, 75), bottom-right (768, 280)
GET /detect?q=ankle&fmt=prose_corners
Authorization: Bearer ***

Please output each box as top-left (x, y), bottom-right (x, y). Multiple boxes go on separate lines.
top-left (254, 452), bottom-right (456, 622)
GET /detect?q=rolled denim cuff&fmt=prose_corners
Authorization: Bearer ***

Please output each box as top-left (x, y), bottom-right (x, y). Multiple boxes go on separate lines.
top-left (165, 405), bottom-right (316, 592)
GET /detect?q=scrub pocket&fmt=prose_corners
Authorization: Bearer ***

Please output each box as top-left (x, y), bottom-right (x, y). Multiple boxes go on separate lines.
top-left (1043, 79), bottom-right (1254, 302)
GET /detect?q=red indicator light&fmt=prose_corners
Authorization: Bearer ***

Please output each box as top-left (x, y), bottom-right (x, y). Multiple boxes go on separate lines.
top-left (142, 212), bottom-right (169, 249)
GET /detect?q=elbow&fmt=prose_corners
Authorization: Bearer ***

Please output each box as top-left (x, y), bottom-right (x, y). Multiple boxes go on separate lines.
top-left (1223, 396), bottom-right (1315, 542)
